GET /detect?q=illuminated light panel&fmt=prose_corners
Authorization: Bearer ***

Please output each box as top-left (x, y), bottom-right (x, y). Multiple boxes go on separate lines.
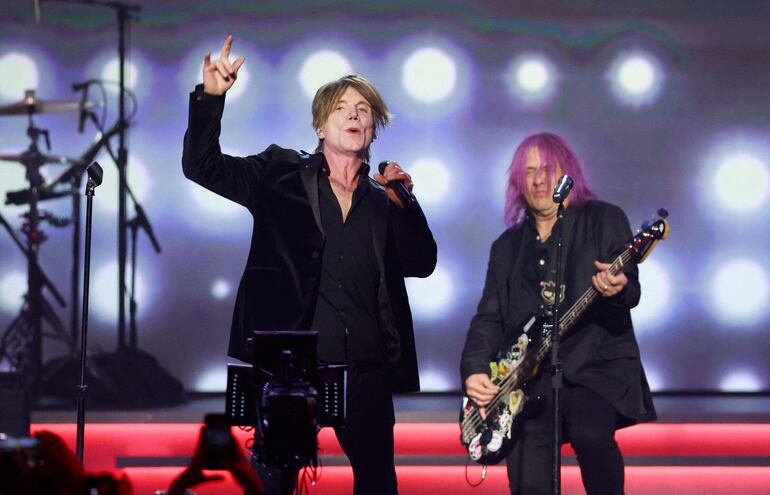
top-left (418, 368), bottom-right (453, 392)
top-left (0, 271), bottom-right (27, 313)
top-left (298, 50), bottom-right (352, 99)
top-left (91, 261), bottom-right (148, 322)
top-left (188, 181), bottom-right (244, 219)
top-left (719, 370), bottom-right (763, 392)
top-left (195, 366), bottom-right (227, 392)
top-left (709, 258), bottom-right (769, 325)
top-left (504, 53), bottom-right (559, 105)
top-left (410, 157), bottom-right (451, 205)
top-left (607, 50), bottom-right (664, 107)
top-left (401, 47), bottom-right (457, 104)
top-left (98, 154), bottom-right (151, 215)
top-left (0, 158), bottom-right (28, 217)
top-left (405, 264), bottom-right (454, 319)
top-left (632, 258), bottom-right (673, 331)
top-left (713, 152), bottom-right (769, 213)
top-left (0, 52), bottom-right (39, 101)
top-left (210, 279), bottom-right (231, 299)
top-left (100, 58), bottom-right (140, 90)
top-left (643, 367), bottom-right (664, 392)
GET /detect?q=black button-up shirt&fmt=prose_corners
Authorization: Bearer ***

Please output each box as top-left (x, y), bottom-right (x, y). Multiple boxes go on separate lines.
top-left (520, 213), bottom-right (569, 322)
top-left (312, 162), bottom-right (383, 364)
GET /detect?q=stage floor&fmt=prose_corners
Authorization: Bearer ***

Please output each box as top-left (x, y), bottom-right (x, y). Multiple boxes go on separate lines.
top-left (31, 392), bottom-right (770, 424)
top-left (29, 393), bottom-right (770, 495)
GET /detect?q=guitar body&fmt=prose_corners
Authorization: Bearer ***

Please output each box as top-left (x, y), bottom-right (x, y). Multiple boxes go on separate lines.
top-left (459, 315), bottom-right (547, 465)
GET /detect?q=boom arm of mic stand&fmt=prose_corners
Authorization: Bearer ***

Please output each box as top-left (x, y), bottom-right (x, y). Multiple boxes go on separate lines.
top-left (131, 203), bottom-right (161, 253)
top-left (48, 119), bottom-right (126, 189)
top-left (81, 113), bottom-right (161, 254)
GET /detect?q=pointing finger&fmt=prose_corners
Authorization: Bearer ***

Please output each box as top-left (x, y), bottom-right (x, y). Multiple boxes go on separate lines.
top-left (221, 35), bottom-right (233, 60)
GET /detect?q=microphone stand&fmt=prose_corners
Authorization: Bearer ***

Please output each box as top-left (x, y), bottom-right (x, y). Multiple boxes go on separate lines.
top-left (126, 202), bottom-right (161, 350)
top-left (41, 0), bottom-right (142, 354)
top-left (76, 161), bottom-right (103, 463)
top-left (550, 200), bottom-right (566, 495)
top-left (78, 108), bottom-right (162, 352)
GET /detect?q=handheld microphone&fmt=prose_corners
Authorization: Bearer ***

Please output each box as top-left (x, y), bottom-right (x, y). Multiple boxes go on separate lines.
top-left (86, 161), bottom-right (103, 187)
top-left (378, 161), bottom-right (417, 208)
top-left (552, 175), bottom-right (574, 204)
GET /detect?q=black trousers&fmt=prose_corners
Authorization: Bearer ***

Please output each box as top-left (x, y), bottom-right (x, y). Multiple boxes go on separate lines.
top-left (506, 372), bottom-right (625, 495)
top-left (334, 362), bottom-right (398, 495)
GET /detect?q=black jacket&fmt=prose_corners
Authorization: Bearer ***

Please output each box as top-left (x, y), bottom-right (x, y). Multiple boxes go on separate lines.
top-left (182, 89), bottom-right (437, 393)
top-left (460, 200), bottom-right (656, 424)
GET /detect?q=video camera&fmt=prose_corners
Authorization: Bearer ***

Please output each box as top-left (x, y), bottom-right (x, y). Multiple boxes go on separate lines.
top-left (225, 331), bottom-right (346, 469)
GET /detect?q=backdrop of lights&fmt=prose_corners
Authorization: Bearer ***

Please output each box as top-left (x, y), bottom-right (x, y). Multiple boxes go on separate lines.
top-left (0, 1), bottom-right (768, 393)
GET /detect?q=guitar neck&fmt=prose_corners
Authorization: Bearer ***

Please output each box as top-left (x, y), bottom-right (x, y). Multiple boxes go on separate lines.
top-left (534, 249), bottom-right (633, 363)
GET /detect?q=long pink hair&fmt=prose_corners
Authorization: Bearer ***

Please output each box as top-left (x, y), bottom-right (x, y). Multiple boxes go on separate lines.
top-left (503, 133), bottom-right (597, 227)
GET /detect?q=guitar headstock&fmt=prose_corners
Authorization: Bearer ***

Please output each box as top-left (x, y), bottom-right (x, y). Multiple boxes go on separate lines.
top-left (629, 209), bottom-right (669, 263)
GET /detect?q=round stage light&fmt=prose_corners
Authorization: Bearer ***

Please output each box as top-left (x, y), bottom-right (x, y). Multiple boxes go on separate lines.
top-left (0, 271), bottom-right (27, 313)
top-left (719, 370), bottom-right (763, 392)
top-left (618, 56), bottom-right (655, 94)
top-left (211, 279), bottom-right (232, 300)
top-left (607, 50), bottom-right (664, 107)
top-left (517, 58), bottom-right (550, 92)
top-left (713, 152), bottom-right (769, 213)
top-left (0, 52), bottom-right (39, 101)
top-left (298, 50), bottom-right (352, 99)
top-left (91, 261), bottom-right (148, 322)
top-left (405, 263), bottom-right (455, 319)
top-left (632, 258), bottom-right (673, 331)
top-left (401, 47), bottom-right (457, 104)
top-left (100, 57), bottom-right (140, 90)
top-left (709, 258), bottom-right (769, 325)
top-left (410, 157), bottom-right (451, 206)
top-left (504, 53), bottom-right (558, 106)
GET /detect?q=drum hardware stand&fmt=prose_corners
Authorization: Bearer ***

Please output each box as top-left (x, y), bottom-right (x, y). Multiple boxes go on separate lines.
top-left (0, 106), bottom-right (70, 397)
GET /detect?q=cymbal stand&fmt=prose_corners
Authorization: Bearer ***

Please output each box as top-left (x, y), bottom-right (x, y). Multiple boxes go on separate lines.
top-left (0, 115), bottom-right (69, 396)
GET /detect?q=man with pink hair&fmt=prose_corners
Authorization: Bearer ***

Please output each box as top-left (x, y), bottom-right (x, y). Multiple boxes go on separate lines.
top-left (460, 133), bottom-right (656, 495)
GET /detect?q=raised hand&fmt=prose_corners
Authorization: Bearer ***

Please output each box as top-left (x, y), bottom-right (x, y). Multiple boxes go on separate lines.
top-left (203, 35), bottom-right (245, 96)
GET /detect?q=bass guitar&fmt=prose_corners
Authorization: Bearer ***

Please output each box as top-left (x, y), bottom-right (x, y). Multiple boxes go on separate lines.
top-left (459, 212), bottom-right (669, 465)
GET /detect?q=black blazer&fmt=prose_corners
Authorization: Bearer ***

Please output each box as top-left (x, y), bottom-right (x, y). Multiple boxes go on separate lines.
top-left (460, 201), bottom-right (656, 424)
top-left (182, 89), bottom-right (437, 392)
